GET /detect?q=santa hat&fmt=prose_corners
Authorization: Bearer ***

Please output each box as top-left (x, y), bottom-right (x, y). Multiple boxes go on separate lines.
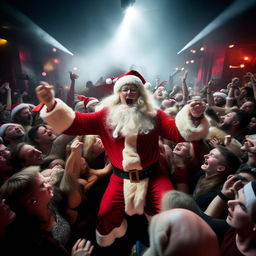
top-left (106, 76), bottom-right (118, 85)
top-left (113, 70), bottom-right (151, 94)
top-left (11, 103), bottom-right (29, 119)
top-left (243, 180), bottom-right (256, 217)
top-left (157, 80), bottom-right (167, 89)
top-left (0, 123), bottom-right (15, 137)
top-left (77, 95), bottom-right (99, 108)
top-left (213, 90), bottom-right (227, 99)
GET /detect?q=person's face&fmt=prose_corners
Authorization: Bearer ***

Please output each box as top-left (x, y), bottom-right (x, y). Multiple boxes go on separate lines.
top-left (154, 87), bottom-right (167, 100)
top-left (173, 142), bottom-right (191, 158)
top-left (19, 144), bottom-right (44, 166)
top-left (240, 101), bottom-right (256, 114)
top-left (219, 112), bottom-right (236, 130)
top-left (213, 95), bottom-right (225, 106)
top-left (201, 148), bottom-right (225, 175)
top-left (16, 107), bottom-right (32, 125)
top-left (28, 173), bottom-right (53, 208)
top-left (90, 137), bottom-right (104, 159)
top-left (36, 126), bottom-right (56, 144)
top-left (248, 117), bottom-right (256, 132)
top-left (119, 84), bottom-right (140, 106)
top-left (87, 102), bottom-right (98, 113)
top-left (227, 188), bottom-right (255, 231)
top-left (0, 144), bottom-right (12, 174)
top-left (5, 124), bottom-right (25, 141)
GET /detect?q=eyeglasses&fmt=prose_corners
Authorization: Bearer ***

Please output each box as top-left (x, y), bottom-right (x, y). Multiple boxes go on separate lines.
top-left (120, 87), bottom-right (138, 93)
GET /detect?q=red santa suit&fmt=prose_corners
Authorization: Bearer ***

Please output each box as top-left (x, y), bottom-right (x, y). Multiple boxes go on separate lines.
top-left (39, 70), bottom-right (209, 246)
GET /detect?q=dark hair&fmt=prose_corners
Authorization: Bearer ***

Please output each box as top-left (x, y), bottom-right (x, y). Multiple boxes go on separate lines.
top-left (27, 125), bottom-right (45, 144)
top-left (237, 165), bottom-right (256, 180)
top-left (217, 145), bottom-right (241, 174)
top-left (10, 142), bottom-right (27, 172)
top-left (231, 109), bottom-right (251, 129)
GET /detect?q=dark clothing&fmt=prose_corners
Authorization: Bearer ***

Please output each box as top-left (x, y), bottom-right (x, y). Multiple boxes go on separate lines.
top-left (220, 228), bottom-right (244, 256)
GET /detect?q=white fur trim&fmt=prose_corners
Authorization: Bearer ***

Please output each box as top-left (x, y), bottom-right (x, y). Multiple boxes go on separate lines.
top-left (122, 135), bottom-right (142, 171)
top-left (213, 91), bottom-right (227, 99)
top-left (106, 78), bottom-right (113, 84)
top-left (124, 178), bottom-right (149, 215)
top-left (122, 135), bottom-right (148, 215)
top-left (96, 219), bottom-right (128, 247)
top-left (114, 75), bottom-right (144, 94)
top-left (175, 104), bottom-right (210, 141)
top-left (40, 98), bottom-right (76, 134)
top-left (0, 123), bottom-right (14, 137)
top-left (11, 103), bottom-right (29, 119)
top-left (86, 99), bottom-right (99, 108)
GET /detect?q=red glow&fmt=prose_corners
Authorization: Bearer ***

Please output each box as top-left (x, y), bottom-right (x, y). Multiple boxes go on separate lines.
top-left (53, 58), bottom-right (60, 64)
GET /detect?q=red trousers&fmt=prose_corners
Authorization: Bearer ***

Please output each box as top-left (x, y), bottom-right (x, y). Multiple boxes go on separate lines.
top-left (97, 162), bottom-right (174, 235)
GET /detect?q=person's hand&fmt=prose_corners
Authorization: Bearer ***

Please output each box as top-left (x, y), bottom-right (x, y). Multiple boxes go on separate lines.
top-left (207, 80), bottom-right (214, 91)
top-left (35, 81), bottom-right (55, 109)
top-left (231, 77), bottom-right (239, 88)
top-left (189, 99), bottom-right (206, 117)
top-left (70, 139), bottom-right (83, 154)
top-left (208, 137), bottom-right (222, 148)
top-left (70, 71), bottom-right (79, 81)
top-left (71, 238), bottom-right (94, 256)
top-left (221, 175), bottom-right (243, 200)
top-left (241, 136), bottom-right (256, 153)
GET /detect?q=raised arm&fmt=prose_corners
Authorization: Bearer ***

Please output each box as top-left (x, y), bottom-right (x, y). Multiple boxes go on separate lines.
top-left (181, 70), bottom-right (189, 104)
top-left (67, 71), bottom-right (79, 107)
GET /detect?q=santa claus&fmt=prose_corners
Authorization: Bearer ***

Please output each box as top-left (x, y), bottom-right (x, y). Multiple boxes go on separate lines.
top-left (35, 70), bottom-right (209, 247)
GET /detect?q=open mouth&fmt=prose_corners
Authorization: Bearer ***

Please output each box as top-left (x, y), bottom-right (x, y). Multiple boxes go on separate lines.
top-left (126, 98), bottom-right (134, 106)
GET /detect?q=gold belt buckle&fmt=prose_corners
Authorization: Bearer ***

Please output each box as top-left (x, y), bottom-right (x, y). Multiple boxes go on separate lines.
top-left (129, 169), bottom-right (140, 183)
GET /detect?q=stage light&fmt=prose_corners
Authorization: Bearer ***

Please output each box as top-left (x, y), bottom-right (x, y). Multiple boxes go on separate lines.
top-left (53, 58), bottom-right (60, 64)
top-left (52, 48), bottom-right (57, 52)
top-left (73, 67), bottom-right (78, 71)
top-left (186, 61), bottom-right (190, 64)
top-left (190, 49), bottom-right (196, 54)
top-left (175, 67), bottom-right (179, 70)
top-left (190, 60), bottom-right (195, 63)
top-left (181, 67), bottom-right (185, 71)
top-left (42, 72), bottom-right (47, 76)
top-left (229, 44), bottom-right (235, 48)
top-left (243, 56), bottom-right (250, 61)
top-left (240, 64), bottom-right (245, 68)
top-left (200, 47), bottom-right (205, 51)
top-left (1, 3), bottom-right (73, 55)
top-left (177, 0), bottom-right (256, 54)
top-left (0, 38), bottom-right (7, 45)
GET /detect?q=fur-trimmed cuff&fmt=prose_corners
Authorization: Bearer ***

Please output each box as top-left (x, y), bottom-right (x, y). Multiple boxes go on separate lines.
top-left (96, 219), bottom-right (127, 247)
top-left (175, 104), bottom-right (209, 141)
top-left (40, 98), bottom-right (75, 134)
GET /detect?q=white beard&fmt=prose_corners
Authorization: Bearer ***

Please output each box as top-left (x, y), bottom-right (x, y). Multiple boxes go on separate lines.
top-left (107, 104), bottom-right (155, 138)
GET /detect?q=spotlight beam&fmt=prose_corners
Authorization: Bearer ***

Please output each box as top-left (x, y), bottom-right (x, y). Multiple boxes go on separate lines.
top-left (177, 0), bottom-right (256, 54)
top-left (1, 3), bottom-right (73, 56)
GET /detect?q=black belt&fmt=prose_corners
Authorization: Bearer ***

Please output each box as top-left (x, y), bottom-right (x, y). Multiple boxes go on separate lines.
top-left (112, 162), bottom-right (158, 183)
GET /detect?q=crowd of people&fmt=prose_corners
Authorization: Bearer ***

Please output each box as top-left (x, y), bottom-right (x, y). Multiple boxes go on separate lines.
top-left (0, 68), bottom-right (256, 256)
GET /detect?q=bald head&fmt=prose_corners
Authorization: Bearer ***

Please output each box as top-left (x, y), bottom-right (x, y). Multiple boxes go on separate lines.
top-left (144, 209), bottom-right (220, 256)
